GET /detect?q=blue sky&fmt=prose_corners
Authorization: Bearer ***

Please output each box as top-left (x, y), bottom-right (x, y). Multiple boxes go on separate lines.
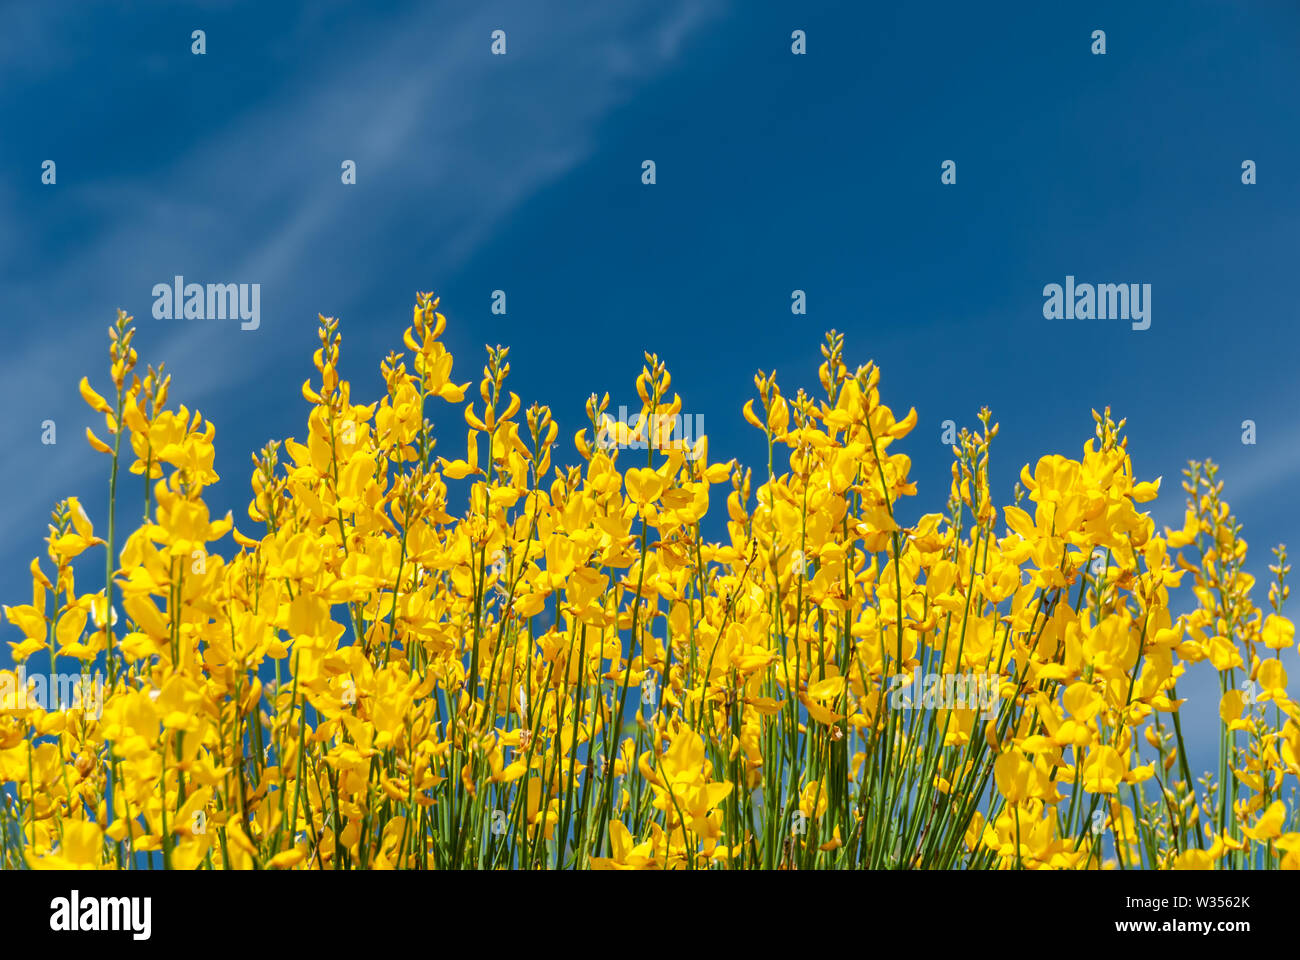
top-left (2, 0), bottom-right (1299, 776)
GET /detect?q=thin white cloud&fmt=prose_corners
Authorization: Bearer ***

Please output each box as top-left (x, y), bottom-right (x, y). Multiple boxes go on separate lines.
top-left (1211, 424), bottom-right (1300, 507)
top-left (0, 0), bottom-right (726, 550)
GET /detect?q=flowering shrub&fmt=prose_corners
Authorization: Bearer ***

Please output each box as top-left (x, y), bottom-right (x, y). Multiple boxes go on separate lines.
top-left (2, 294), bottom-right (1297, 869)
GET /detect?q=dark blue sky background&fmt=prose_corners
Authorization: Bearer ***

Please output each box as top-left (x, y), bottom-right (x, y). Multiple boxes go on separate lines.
top-left (2, 0), bottom-right (1298, 773)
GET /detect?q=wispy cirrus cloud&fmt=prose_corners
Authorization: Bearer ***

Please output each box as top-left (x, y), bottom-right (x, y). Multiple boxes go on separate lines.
top-left (0, 0), bottom-right (725, 563)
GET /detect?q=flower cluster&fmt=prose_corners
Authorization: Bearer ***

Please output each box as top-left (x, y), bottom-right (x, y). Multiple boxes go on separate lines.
top-left (1, 298), bottom-right (1296, 870)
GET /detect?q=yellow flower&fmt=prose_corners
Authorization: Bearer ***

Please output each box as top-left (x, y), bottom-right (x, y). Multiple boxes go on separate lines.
top-left (28, 820), bottom-right (104, 870)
